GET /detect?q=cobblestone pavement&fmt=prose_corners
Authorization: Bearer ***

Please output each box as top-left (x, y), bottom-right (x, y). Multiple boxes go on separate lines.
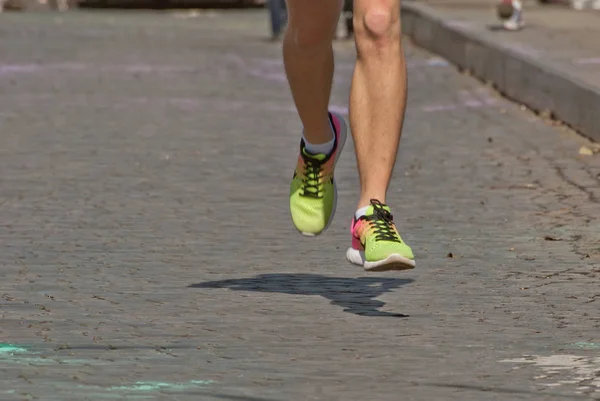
top-left (0, 9), bottom-right (599, 401)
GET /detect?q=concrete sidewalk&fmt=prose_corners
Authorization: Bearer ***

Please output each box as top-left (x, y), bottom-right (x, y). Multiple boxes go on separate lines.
top-left (402, 0), bottom-right (600, 142)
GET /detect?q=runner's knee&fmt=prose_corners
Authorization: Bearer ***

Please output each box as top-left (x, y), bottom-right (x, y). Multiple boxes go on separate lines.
top-left (365, 8), bottom-right (393, 37)
top-left (355, 7), bottom-right (400, 46)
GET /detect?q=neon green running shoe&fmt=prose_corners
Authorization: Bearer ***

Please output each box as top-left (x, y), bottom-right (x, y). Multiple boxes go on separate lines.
top-left (346, 199), bottom-right (416, 271)
top-left (289, 112), bottom-right (347, 236)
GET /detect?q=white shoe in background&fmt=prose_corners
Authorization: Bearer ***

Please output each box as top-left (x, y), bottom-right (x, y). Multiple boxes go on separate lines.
top-left (503, 0), bottom-right (525, 30)
top-left (571, 0), bottom-right (599, 9)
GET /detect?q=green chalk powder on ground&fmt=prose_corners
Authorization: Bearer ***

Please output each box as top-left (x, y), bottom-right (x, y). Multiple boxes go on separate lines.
top-left (0, 344), bottom-right (29, 354)
top-left (569, 342), bottom-right (600, 350)
top-left (72, 380), bottom-right (213, 398)
top-left (0, 344), bottom-right (213, 398)
top-left (108, 380), bottom-right (213, 392)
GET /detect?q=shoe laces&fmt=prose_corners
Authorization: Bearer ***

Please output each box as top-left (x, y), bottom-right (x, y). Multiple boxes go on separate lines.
top-left (300, 156), bottom-right (325, 199)
top-left (363, 199), bottom-right (402, 242)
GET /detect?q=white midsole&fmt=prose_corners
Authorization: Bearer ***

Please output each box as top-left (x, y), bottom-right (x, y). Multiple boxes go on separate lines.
top-left (346, 247), bottom-right (416, 271)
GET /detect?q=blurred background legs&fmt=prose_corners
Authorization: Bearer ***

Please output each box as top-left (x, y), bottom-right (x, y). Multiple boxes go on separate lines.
top-left (342, 0), bottom-right (353, 38)
top-left (267, 0), bottom-right (287, 40)
top-left (0, 0), bottom-right (76, 12)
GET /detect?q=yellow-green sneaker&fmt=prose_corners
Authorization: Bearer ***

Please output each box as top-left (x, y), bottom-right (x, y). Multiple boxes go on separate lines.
top-left (346, 199), bottom-right (416, 271)
top-left (289, 112), bottom-right (347, 236)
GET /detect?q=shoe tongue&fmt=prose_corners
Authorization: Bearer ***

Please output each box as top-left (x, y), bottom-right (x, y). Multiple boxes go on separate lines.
top-left (365, 204), bottom-right (391, 217)
top-left (302, 148), bottom-right (327, 162)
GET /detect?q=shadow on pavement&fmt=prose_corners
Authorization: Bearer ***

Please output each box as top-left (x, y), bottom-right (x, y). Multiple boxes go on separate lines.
top-left (190, 273), bottom-right (413, 317)
top-left (422, 383), bottom-right (589, 399)
top-left (185, 392), bottom-right (279, 401)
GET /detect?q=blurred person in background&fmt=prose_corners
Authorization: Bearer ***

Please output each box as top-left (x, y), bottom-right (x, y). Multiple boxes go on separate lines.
top-left (342, 0), bottom-right (353, 38)
top-left (267, 0), bottom-right (287, 40)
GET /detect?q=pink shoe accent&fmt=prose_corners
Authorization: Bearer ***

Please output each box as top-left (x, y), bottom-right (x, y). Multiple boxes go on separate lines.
top-left (350, 218), bottom-right (364, 251)
top-left (330, 112), bottom-right (342, 143)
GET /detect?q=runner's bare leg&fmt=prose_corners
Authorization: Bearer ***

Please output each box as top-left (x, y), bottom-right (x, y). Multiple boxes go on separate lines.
top-left (350, 0), bottom-right (407, 208)
top-left (283, 0), bottom-right (342, 145)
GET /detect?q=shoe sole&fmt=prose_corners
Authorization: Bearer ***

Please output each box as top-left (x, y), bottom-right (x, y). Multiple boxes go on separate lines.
top-left (346, 248), bottom-right (416, 272)
top-left (299, 112), bottom-right (348, 237)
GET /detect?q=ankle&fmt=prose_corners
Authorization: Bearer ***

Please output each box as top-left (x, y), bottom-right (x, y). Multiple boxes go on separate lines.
top-left (355, 205), bottom-right (369, 220)
top-left (302, 116), bottom-right (336, 154)
top-left (357, 196), bottom-right (386, 210)
top-left (303, 126), bottom-right (334, 145)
